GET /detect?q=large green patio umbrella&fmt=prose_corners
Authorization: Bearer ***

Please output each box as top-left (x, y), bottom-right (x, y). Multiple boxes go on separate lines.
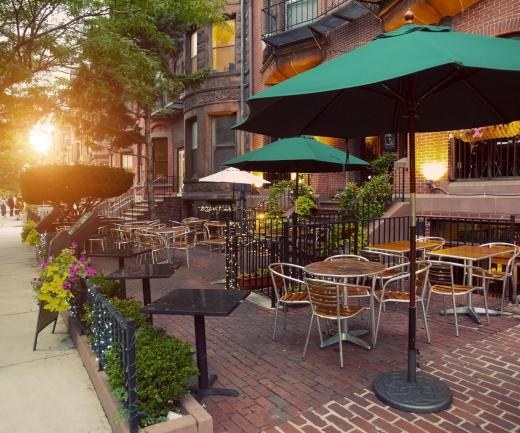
top-left (235, 15), bottom-right (520, 413)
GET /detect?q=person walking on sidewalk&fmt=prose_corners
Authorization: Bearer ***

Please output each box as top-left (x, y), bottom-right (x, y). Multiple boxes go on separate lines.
top-left (0, 197), bottom-right (6, 218)
top-left (7, 195), bottom-right (14, 217)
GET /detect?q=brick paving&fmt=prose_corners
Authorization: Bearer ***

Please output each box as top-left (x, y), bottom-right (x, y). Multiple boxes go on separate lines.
top-left (94, 247), bottom-right (520, 433)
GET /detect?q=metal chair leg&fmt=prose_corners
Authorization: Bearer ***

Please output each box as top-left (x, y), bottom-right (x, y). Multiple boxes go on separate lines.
top-left (452, 295), bottom-right (459, 337)
top-left (374, 299), bottom-right (384, 348)
top-left (483, 285), bottom-right (490, 325)
top-left (272, 302), bottom-right (280, 341)
top-left (420, 299), bottom-right (431, 344)
top-left (337, 318), bottom-right (344, 368)
top-left (302, 313), bottom-right (314, 358)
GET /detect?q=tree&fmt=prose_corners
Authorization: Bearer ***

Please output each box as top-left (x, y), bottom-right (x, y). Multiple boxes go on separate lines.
top-left (20, 164), bottom-right (133, 219)
top-left (64, 0), bottom-right (225, 219)
top-left (0, 0), bottom-right (109, 149)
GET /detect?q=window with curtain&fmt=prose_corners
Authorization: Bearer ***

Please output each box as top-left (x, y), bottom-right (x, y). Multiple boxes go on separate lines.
top-left (286, 0), bottom-right (318, 30)
top-left (213, 115), bottom-right (236, 171)
top-left (190, 120), bottom-right (198, 177)
top-left (190, 31), bottom-right (197, 73)
top-left (212, 19), bottom-right (235, 72)
top-left (153, 138), bottom-right (168, 179)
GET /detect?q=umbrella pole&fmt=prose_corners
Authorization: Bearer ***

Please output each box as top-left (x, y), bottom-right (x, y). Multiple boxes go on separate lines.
top-left (372, 101), bottom-right (452, 413)
top-left (291, 173), bottom-right (299, 263)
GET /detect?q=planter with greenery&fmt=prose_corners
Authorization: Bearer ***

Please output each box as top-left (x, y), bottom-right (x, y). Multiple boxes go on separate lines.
top-left (22, 219), bottom-right (49, 262)
top-left (238, 268), bottom-right (272, 290)
top-left (74, 285), bottom-right (208, 433)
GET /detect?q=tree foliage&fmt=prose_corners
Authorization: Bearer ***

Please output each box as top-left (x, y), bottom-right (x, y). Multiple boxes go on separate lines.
top-left (20, 164), bottom-right (133, 217)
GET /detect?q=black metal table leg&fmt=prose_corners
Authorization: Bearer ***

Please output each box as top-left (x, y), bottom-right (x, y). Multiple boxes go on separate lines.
top-left (192, 315), bottom-right (239, 401)
top-left (118, 256), bottom-right (127, 299)
top-left (142, 278), bottom-right (152, 324)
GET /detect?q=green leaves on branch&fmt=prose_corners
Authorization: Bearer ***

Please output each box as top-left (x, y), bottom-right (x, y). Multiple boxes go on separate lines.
top-left (267, 180), bottom-right (316, 219)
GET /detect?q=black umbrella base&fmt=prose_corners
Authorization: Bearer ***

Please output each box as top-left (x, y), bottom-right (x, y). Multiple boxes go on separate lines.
top-left (373, 371), bottom-right (452, 413)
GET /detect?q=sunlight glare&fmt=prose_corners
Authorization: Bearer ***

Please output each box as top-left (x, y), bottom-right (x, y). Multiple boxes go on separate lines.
top-left (29, 123), bottom-right (54, 154)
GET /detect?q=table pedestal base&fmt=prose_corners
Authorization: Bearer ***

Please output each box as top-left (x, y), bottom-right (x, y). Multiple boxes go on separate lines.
top-left (192, 374), bottom-right (239, 401)
top-left (439, 306), bottom-right (513, 324)
top-left (320, 329), bottom-right (371, 350)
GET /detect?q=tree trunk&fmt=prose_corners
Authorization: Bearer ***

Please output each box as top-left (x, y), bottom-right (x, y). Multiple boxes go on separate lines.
top-left (144, 107), bottom-right (156, 221)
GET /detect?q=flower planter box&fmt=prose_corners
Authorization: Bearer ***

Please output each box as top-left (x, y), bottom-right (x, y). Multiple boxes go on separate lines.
top-left (63, 314), bottom-right (212, 433)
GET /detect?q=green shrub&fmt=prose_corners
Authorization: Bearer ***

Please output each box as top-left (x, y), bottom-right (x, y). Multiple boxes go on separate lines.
top-left (90, 273), bottom-right (121, 299)
top-left (104, 326), bottom-right (198, 427)
top-left (371, 152), bottom-right (395, 176)
top-left (21, 220), bottom-right (37, 243)
top-left (267, 179), bottom-right (316, 219)
top-left (110, 298), bottom-right (149, 330)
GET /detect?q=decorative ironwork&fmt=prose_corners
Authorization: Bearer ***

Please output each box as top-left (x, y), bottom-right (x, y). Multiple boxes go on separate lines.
top-left (70, 283), bottom-right (139, 433)
top-left (454, 136), bottom-right (520, 179)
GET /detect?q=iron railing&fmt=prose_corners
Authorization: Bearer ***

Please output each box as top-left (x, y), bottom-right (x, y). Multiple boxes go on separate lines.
top-left (262, 0), bottom-right (378, 38)
top-left (70, 284), bottom-right (138, 433)
top-left (151, 176), bottom-right (181, 198)
top-left (225, 213), bottom-right (519, 306)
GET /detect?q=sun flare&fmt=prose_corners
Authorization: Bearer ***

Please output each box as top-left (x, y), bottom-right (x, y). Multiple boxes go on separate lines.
top-left (29, 123), bottom-right (54, 154)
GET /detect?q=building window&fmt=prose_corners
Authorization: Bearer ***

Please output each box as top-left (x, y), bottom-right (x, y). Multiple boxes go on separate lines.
top-left (286, 0), bottom-right (318, 30)
top-left (213, 115), bottom-right (236, 171)
top-left (190, 120), bottom-right (198, 177)
top-left (190, 31), bottom-right (197, 73)
top-left (121, 154), bottom-right (133, 171)
top-left (153, 137), bottom-right (168, 179)
top-left (454, 136), bottom-right (520, 180)
top-left (212, 19), bottom-right (235, 72)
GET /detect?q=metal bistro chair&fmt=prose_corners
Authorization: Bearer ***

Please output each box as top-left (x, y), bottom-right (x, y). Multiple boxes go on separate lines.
top-left (417, 236), bottom-right (446, 259)
top-left (480, 243), bottom-right (519, 313)
top-left (199, 223), bottom-right (227, 254)
top-left (374, 261), bottom-right (431, 346)
top-left (268, 263), bottom-right (310, 341)
top-left (183, 218), bottom-right (207, 243)
top-left (427, 261), bottom-right (489, 337)
top-left (303, 278), bottom-right (367, 368)
top-left (172, 230), bottom-right (197, 267)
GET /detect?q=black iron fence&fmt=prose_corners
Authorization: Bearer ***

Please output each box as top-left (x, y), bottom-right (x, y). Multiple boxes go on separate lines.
top-left (70, 284), bottom-right (138, 433)
top-left (225, 213), bottom-right (519, 306)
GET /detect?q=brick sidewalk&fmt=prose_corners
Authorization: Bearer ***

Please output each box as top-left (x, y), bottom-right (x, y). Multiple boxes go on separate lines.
top-left (95, 248), bottom-right (520, 433)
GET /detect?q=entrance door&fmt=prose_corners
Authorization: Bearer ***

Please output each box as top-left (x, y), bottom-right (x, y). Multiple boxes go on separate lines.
top-left (177, 149), bottom-right (185, 193)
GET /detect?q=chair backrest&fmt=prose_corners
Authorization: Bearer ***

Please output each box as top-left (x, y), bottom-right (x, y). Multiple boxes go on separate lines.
top-left (428, 260), bottom-right (485, 290)
top-left (360, 249), bottom-right (407, 267)
top-left (380, 261), bottom-right (430, 300)
top-left (169, 220), bottom-right (185, 227)
top-left (305, 278), bottom-right (348, 317)
top-left (205, 223), bottom-right (224, 240)
top-left (268, 263), bottom-right (306, 301)
top-left (325, 254), bottom-right (368, 262)
top-left (480, 243), bottom-right (519, 273)
top-left (174, 230), bottom-right (197, 248)
top-left (417, 236), bottom-right (446, 250)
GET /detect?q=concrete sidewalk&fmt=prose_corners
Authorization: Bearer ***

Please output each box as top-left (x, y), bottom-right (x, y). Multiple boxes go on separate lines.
top-left (0, 216), bottom-right (110, 433)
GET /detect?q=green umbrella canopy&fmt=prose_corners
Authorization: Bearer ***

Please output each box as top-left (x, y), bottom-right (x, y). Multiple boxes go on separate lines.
top-left (236, 24), bottom-right (520, 138)
top-left (224, 136), bottom-right (369, 173)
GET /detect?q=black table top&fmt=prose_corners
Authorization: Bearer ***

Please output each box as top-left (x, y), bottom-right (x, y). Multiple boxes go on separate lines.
top-left (89, 245), bottom-right (152, 258)
top-left (106, 264), bottom-right (177, 280)
top-left (142, 289), bottom-right (250, 317)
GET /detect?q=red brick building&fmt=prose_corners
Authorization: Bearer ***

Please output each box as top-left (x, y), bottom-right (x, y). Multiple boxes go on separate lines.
top-left (142, 0), bottom-right (519, 218)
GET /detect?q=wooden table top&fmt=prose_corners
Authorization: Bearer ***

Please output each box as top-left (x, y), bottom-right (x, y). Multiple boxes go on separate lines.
top-left (304, 258), bottom-right (386, 278)
top-left (368, 240), bottom-right (442, 253)
top-left (428, 245), bottom-right (515, 261)
top-left (205, 221), bottom-right (227, 227)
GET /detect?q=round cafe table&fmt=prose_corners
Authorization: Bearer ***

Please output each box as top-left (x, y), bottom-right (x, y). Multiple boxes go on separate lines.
top-left (304, 258), bottom-right (386, 350)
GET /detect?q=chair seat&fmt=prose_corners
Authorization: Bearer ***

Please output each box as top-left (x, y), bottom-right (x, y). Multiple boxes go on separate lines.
top-left (431, 283), bottom-right (473, 294)
top-left (485, 269), bottom-right (507, 279)
top-left (281, 291), bottom-right (309, 302)
top-left (375, 290), bottom-right (411, 301)
top-left (315, 304), bottom-right (364, 319)
top-left (200, 238), bottom-right (226, 246)
top-left (347, 285), bottom-right (370, 297)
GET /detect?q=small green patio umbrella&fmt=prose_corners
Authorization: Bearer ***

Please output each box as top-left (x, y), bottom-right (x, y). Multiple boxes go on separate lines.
top-left (235, 15), bottom-right (520, 413)
top-left (224, 136), bottom-right (369, 173)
